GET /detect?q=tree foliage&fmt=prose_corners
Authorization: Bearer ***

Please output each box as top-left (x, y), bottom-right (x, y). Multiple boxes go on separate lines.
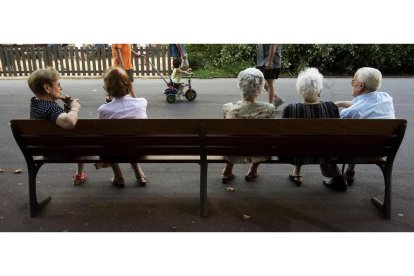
top-left (187, 44), bottom-right (414, 77)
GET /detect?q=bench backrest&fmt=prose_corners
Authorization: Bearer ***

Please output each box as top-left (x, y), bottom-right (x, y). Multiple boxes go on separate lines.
top-left (200, 119), bottom-right (407, 160)
top-left (11, 119), bottom-right (407, 162)
top-left (10, 119), bottom-right (203, 160)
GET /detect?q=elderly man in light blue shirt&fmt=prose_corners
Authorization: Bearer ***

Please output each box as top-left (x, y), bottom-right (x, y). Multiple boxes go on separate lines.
top-left (323, 67), bottom-right (396, 191)
top-left (340, 89), bottom-right (395, 119)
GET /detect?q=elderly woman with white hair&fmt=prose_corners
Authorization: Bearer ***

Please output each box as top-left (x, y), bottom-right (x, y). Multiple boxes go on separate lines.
top-left (323, 67), bottom-right (396, 191)
top-left (221, 67), bottom-right (276, 184)
top-left (282, 67), bottom-right (340, 186)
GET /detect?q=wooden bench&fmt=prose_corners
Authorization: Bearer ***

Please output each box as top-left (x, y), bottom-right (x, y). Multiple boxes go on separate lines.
top-left (10, 118), bottom-right (407, 219)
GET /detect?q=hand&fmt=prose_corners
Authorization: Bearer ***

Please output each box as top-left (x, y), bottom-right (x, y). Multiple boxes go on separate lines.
top-left (61, 94), bottom-right (72, 105)
top-left (70, 98), bottom-right (81, 110)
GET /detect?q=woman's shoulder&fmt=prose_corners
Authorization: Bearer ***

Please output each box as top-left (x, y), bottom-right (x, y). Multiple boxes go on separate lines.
top-left (131, 97), bottom-right (148, 105)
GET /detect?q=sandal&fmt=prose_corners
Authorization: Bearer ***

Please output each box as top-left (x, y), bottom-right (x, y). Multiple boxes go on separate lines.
top-left (221, 174), bottom-right (236, 184)
top-left (138, 176), bottom-right (147, 187)
top-left (288, 173), bottom-right (302, 186)
top-left (73, 172), bottom-right (87, 185)
top-left (111, 177), bottom-right (125, 188)
top-left (245, 171), bottom-right (258, 182)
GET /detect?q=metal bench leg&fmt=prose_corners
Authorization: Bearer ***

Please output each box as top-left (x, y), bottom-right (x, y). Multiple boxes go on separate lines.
top-left (28, 162), bottom-right (51, 217)
top-left (198, 122), bottom-right (208, 218)
top-left (200, 159), bottom-right (208, 218)
top-left (371, 163), bottom-right (391, 219)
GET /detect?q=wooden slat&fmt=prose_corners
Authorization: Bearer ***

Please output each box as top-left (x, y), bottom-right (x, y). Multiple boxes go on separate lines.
top-left (27, 45), bottom-right (35, 72)
top-left (63, 46), bottom-right (69, 76)
top-left (203, 119), bottom-right (405, 136)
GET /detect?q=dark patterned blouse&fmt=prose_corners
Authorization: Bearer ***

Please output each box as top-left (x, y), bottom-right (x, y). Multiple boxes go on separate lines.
top-left (30, 97), bottom-right (64, 122)
top-left (281, 101), bottom-right (339, 165)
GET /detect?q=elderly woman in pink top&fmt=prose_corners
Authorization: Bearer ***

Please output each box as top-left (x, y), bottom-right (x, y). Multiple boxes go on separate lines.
top-left (98, 67), bottom-right (148, 188)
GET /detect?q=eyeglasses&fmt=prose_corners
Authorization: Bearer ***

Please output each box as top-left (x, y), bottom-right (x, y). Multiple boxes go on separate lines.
top-left (50, 81), bottom-right (61, 88)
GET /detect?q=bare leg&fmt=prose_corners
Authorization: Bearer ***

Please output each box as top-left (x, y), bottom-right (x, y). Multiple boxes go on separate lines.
top-left (291, 165), bottom-right (301, 176)
top-left (110, 163), bottom-right (125, 187)
top-left (265, 79), bottom-right (275, 103)
top-left (73, 163), bottom-right (87, 185)
top-left (248, 162), bottom-right (260, 174)
top-left (245, 162), bottom-right (260, 182)
top-left (221, 162), bottom-right (235, 184)
top-left (222, 163), bottom-right (234, 177)
top-left (288, 165), bottom-right (303, 185)
top-left (76, 163), bottom-right (84, 175)
top-left (130, 163), bottom-right (147, 185)
top-left (110, 163), bottom-right (124, 180)
top-left (179, 83), bottom-right (185, 95)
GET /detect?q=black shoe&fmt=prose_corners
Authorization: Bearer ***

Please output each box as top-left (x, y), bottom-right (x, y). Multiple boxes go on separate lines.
top-left (323, 176), bottom-right (347, 192)
top-left (345, 169), bottom-right (355, 186)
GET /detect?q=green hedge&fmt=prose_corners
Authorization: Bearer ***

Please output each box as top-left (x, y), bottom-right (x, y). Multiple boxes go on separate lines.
top-left (187, 44), bottom-right (414, 77)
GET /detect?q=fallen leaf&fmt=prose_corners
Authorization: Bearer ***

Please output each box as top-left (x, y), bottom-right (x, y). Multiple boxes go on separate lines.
top-left (0, 168), bottom-right (5, 173)
top-left (227, 186), bottom-right (236, 192)
top-left (398, 214), bottom-right (404, 217)
top-left (243, 214), bottom-right (252, 220)
top-left (92, 89), bottom-right (97, 92)
top-left (13, 169), bottom-right (23, 174)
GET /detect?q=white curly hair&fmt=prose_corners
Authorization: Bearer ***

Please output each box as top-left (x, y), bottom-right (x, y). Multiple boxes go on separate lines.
top-left (237, 68), bottom-right (264, 100)
top-left (296, 67), bottom-right (324, 103)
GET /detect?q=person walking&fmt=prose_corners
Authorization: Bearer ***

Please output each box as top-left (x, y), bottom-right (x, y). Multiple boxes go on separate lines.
top-left (256, 44), bottom-right (285, 109)
top-left (112, 44), bottom-right (140, 83)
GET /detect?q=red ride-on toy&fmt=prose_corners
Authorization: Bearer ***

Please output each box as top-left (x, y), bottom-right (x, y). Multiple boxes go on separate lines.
top-left (146, 57), bottom-right (197, 103)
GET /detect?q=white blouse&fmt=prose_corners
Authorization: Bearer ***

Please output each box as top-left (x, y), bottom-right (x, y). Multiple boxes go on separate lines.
top-left (98, 95), bottom-right (148, 119)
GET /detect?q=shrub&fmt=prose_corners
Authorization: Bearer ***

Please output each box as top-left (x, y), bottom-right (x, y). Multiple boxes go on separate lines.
top-left (187, 44), bottom-right (414, 77)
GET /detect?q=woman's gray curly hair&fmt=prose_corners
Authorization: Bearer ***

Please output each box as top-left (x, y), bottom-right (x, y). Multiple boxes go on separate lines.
top-left (237, 68), bottom-right (264, 100)
top-left (296, 67), bottom-right (323, 103)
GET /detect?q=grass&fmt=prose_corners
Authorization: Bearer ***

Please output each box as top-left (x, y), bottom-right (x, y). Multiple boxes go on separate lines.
top-left (191, 67), bottom-right (238, 79)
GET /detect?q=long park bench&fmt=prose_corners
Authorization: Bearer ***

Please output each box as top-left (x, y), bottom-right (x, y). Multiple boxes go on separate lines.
top-left (10, 118), bottom-right (407, 219)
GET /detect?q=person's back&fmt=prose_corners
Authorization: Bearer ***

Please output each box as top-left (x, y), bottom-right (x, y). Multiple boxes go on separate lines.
top-left (282, 101), bottom-right (339, 119)
top-left (98, 95), bottom-right (147, 119)
top-left (340, 91), bottom-right (395, 119)
top-left (223, 100), bottom-right (274, 119)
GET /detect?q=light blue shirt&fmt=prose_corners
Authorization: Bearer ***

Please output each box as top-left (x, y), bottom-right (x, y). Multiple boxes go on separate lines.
top-left (340, 91), bottom-right (395, 119)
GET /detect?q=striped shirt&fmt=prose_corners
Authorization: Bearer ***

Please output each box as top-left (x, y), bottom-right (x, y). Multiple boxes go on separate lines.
top-left (282, 101), bottom-right (339, 119)
top-left (281, 101), bottom-right (339, 165)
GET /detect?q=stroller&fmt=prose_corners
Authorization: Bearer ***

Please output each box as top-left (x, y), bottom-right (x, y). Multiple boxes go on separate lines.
top-left (145, 56), bottom-right (197, 104)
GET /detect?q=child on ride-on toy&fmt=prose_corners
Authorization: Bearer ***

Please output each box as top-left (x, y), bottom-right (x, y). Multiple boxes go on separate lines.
top-left (171, 57), bottom-right (192, 100)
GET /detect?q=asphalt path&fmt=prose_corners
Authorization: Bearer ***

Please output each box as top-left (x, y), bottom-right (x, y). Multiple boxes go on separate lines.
top-left (0, 77), bottom-right (413, 232)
